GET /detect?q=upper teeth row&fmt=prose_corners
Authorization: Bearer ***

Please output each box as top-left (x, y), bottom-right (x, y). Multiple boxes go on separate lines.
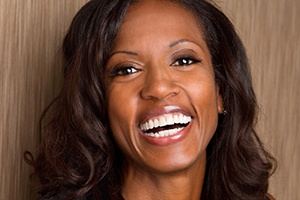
top-left (140, 114), bottom-right (192, 131)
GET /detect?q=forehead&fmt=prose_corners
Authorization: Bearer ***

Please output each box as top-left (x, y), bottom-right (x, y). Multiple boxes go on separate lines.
top-left (113, 0), bottom-right (207, 50)
top-left (124, 0), bottom-right (200, 28)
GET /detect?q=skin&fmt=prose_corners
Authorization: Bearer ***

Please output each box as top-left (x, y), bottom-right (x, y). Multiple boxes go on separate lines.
top-left (105, 0), bottom-right (223, 199)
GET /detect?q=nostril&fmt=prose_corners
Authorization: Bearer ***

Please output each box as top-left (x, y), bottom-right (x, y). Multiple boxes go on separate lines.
top-left (140, 78), bottom-right (180, 101)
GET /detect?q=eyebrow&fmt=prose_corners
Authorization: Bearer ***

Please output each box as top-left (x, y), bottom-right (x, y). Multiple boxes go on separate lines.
top-left (109, 50), bottom-right (138, 58)
top-left (169, 39), bottom-right (204, 51)
top-left (109, 39), bottom-right (204, 58)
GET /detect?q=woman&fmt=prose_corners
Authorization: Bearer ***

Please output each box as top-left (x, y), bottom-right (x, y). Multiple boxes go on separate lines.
top-left (34, 0), bottom-right (276, 199)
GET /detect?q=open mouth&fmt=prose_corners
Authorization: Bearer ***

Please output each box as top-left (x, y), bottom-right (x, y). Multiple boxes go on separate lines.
top-left (139, 113), bottom-right (192, 138)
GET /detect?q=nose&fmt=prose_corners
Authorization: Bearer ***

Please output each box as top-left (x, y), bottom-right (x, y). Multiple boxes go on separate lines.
top-left (140, 65), bottom-right (180, 101)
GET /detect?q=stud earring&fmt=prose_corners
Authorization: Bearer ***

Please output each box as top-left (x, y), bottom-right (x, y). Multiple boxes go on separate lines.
top-left (221, 108), bottom-right (227, 115)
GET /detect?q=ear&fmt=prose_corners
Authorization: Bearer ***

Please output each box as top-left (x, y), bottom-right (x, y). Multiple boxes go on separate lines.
top-left (216, 84), bottom-right (223, 114)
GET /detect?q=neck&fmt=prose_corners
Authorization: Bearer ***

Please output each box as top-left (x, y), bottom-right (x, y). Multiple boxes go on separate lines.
top-left (122, 153), bottom-right (206, 200)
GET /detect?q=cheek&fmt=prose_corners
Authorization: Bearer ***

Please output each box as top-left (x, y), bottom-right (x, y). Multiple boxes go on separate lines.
top-left (107, 94), bottom-right (130, 153)
top-left (184, 75), bottom-right (220, 129)
top-left (106, 85), bottom-right (139, 142)
top-left (107, 88), bottom-right (129, 129)
top-left (184, 73), bottom-right (219, 109)
top-left (196, 84), bottom-right (219, 122)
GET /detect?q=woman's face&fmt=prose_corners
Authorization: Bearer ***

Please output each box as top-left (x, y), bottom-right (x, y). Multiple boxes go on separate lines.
top-left (105, 0), bottom-right (222, 174)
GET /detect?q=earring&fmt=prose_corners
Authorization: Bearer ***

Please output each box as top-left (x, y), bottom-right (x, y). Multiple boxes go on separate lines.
top-left (221, 108), bottom-right (227, 115)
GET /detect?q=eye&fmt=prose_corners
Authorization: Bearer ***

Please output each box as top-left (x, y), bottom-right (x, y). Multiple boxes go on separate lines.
top-left (110, 66), bottom-right (141, 77)
top-left (172, 56), bottom-right (201, 67)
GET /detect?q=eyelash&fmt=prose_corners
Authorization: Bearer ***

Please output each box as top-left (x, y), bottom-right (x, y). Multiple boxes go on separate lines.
top-left (110, 65), bottom-right (140, 77)
top-left (172, 56), bottom-right (202, 67)
top-left (109, 55), bottom-right (201, 77)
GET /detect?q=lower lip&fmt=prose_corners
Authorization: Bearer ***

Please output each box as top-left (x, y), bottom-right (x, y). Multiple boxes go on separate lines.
top-left (139, 121), bottom-right (192, 146)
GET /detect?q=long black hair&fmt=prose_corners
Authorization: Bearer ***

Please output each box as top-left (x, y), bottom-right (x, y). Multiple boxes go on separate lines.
top-left (34, 0), bottom-right (276, 199)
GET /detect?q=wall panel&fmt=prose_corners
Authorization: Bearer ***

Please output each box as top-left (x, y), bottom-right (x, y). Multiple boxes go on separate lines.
top-left (1, 0), bottom-right (299, 199)
top-left (218, 1), bottom-right (300, 199)
top-left (0, 1), bottom-right (88, 199)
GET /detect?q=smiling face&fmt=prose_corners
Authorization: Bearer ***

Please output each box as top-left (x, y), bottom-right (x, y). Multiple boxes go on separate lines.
top-left (105, 0), bottom-right (223, 174)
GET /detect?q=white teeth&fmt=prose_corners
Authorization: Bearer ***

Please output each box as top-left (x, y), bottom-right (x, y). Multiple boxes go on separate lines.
top-left (174, 115), bottom-right (180, 123)
top-left (166, 115), bottom-right (173, 124)
top-left (149, 120), bottom-right (154, 129)
top-left (154, 119), bottom-right (159, 128)
top-left (159, 117), bottom-right (167, 127)
top-left (145, 127), bottom-right (184, 138)
top-left (140, 113), bottom-right (192, 133)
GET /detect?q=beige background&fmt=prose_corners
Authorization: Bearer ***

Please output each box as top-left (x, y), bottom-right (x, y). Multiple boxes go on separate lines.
top-left (1, 0), bottom-right (299, 199)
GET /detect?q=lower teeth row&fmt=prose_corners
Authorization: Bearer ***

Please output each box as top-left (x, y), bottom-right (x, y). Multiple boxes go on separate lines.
top-left (144, 127), bottom-right (184, 138)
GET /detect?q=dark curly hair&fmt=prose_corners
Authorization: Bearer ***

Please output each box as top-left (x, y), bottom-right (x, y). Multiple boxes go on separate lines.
top-left (32, 0), bottom-right (276, 199)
